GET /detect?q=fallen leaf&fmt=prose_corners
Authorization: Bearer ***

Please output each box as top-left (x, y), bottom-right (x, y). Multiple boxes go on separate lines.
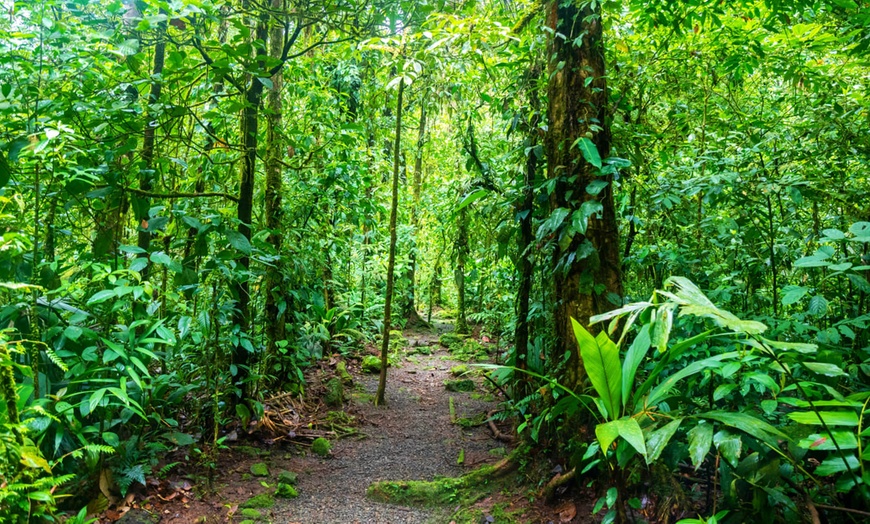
top-left (557, 501), bottom-right (577, 522)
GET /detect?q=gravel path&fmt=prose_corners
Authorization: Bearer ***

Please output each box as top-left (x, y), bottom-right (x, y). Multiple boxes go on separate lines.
top-left (270, 330), bottom-right (506, 524)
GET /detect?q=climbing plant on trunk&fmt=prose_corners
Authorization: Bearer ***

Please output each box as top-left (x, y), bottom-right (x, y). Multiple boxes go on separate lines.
top-left (544, 1), bottom-right (622, 389)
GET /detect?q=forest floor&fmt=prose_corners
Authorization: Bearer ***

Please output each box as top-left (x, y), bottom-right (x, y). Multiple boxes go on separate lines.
top-left (115, 318), bottom-right (588, 524)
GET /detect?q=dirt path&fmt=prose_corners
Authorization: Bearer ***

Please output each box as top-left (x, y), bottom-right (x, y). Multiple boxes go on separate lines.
top-left (271, 332), bottom-right (505, 523)
top-left (155, 324), bottom-right (509, 524)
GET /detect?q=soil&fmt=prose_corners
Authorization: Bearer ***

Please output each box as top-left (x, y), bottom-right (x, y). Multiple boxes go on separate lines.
top-left (113, 322), bottom-right (593, 524)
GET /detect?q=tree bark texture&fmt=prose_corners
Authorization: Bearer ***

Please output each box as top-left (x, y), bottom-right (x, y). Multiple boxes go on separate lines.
top-left (545, 1), bottom-right (622, 389)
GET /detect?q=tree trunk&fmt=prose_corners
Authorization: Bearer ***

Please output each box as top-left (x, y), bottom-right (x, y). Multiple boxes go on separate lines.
top-left (515, 65), bottom-right (540, 394)
top-left (404, 102), bottom-right (427, 326)
top-left (232, 16), bottom-right (269, 376)
top-left (455, 205), bottom-right (469, 334)
top-left (545, 1), bottom-right (622, 389)
top-left (136, 18), bottom-right (167, 274)
top-left (375, 77), bottom-right (405, 406)
top-left (264, 0), bottom-right (286, 366)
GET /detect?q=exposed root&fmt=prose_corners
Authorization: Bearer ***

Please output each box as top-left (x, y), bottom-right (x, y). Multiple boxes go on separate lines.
top-left (487, 410), bottom-right (516, 443)
top-left (542, 467), bottom-right (576, 502)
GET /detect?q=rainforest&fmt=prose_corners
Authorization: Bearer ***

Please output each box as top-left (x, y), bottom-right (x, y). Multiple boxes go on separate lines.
top-left (1, 0), bottom-right (870, 523)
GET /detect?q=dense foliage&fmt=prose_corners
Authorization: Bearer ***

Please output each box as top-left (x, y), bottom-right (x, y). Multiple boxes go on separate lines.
top-left (1, 0), bottom-right (869, 522)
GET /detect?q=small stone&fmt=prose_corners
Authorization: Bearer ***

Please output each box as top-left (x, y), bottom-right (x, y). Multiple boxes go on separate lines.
top-left (250, 463), bottom-right (269, 477)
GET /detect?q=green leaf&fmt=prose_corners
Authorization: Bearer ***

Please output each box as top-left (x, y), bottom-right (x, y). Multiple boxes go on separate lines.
top-left (622, 324), bottom-right (651, 406)
top-left (596, 417), bottom-right (646, 459)
top-left (573, 318), bottom-right (621, 419)
top-left (688, 422), bottom-right (713, 470)
top-left (88, 388), bottom-right (107, 414)
top-left (456, 189), bottom-right (487, 212)
top-left (646, 352), bottom-right (739, 407)
top-left (787, 411), bottom-right (859, 427)
top-left (225, 230), bottom-right (252, 255)
top-left (20, 449), bottom-right (51, 473)
top-left (849, 222), bottom-right (870, 240)
top-left (713, 430), bottom-right (742, 467)
top-left (781, 285), bottom-right (808, 306)
top-left (797, 431), bottom-right (858, 451)
top-left (700, 411), bottom-right (789, 446)
top-left (167, 432), bottom-right (196, 446)
top-left (87, 289), bottom-right (118, 305)
top-left (808, 295), bottom-right (828, 317)
top-left (815, 455), bottom-right (859, 477)
top-left (0, 151), bottom-right (10, 189)
top-left (102, 432), bottom-right (120, 448)
top-left (574, 137), bottom-right (602, 168)
top-left (645, 419), bottom-right (681, 464)
top-left (596, 420), bottom-right (620, 452)
top-left (804, 362), bottom-right (847, 377)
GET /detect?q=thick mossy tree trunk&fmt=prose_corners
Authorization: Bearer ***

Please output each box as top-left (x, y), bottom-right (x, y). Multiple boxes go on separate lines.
top-left (545, 2), bottom-right (622, 389)
top-left (454, 205), bottom-right (469, 334)
top-left (515, 65), bottom-right (540, 395)
top-left (404, 102), bottom-right (427, 326)
top-left (136, 18), bottom-right (167, 274)
top-left (263, 0), bottom-right (286, 367)
top-left (375, 77), bottom-right (405, 406)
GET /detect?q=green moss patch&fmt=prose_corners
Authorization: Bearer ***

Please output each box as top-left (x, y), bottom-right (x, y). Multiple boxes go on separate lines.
top-left (367, 464), bottom-right (501, 507)
top-left (277, 470), bottom-right (298, 485)
top-left (250, 463), bottom-right (269, 477)
top-left (445, 379), bottom-right (475, 392)
top-left (324, 377), bottom-right (345, 407)
top-left (312, 437), bottom-right (331, 457)
top-left (361, 355), bottom-right (383, 373)
top-left (276, 483), bottom-right (298, 498)
top-left (241, 492), bottom-right (275, 509)
top-left (450, 365), bottom-right (469, 376)
top-left (336, 361), bottom-right (353, 385)
top-left (438, 332), bottom-right (467, 347)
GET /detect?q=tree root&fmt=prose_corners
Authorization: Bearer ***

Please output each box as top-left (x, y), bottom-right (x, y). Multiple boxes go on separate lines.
top-left (487, 410), bottom-right (516, 443)
top-left (542, 467), bottom-right (576, 502)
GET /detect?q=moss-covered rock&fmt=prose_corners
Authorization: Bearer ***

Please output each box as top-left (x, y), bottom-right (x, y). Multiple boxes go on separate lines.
top-left (250, 462), bottom-right (269, 477)
top-left (240, 508), bottom-right (262, 519)
top-left (412, 345), bottom-right (433, 355)
top-left (361, 355), bottom-right (383, 373)
top-left (241, 492), bottom-right (275, 509)
top-left (335, 361), bottom-right (353, 385)
top-left (275, 483), bottom-right (298, 498)
top-left (444, 379), bottom-right (475, 392)
top-left (324, 377), bottom-right (345, 407)
top-left (312, 437), bottom-right (331, 457)
top-left (450, 365), bottom-right (469, 376)
top-left (367, 463), bottom-right (503, 507)
top-left (438, 332), bottom-right (467, 347)
top-left (277, 470), bottom-right (298, 485)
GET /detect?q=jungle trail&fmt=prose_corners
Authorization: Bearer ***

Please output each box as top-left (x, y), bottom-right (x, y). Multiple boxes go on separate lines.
top-left (2, 1), bottom-right (870, 523)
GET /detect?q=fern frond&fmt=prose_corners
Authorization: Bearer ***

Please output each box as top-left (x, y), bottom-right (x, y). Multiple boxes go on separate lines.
top-left (158, 462), bottom-right (181, 478)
